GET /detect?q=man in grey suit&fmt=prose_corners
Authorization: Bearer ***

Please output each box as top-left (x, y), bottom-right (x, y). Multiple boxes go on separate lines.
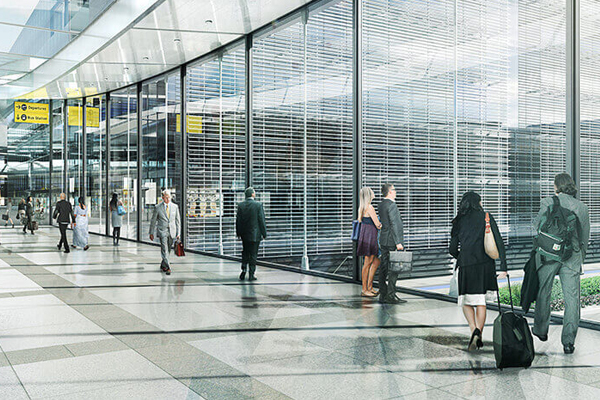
top-left (236, 187), bottom-right (267, 281)
top-left (149, 190), bottom-right (181, 276)
top-left (533, 173), bottom-right (590, 354)
top-left (378, 183), bottom-right (406, 304)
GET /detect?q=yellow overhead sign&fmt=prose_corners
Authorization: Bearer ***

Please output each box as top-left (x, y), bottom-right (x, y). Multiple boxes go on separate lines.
top-left (14, 102), bottom-right (49, 124)
top-left (67, 106), bottom-right (100, 128)
top-left (176, 114), bottom-right (202, 134)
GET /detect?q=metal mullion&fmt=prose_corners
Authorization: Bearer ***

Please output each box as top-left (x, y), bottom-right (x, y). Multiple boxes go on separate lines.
top-left (106, 92), bottom-right (111, 237)
top-left (245, 35), bottom-right (253, 188)
top-left (566, 0), bottom-right (580, 191)
top-left (352, 0), bottom-right (362, 282)
top-left (137, 83), bottom-right (143, 242)
top-left (48, 99), bottom-right (53, 226)
top-left (82, 97), bottom-right (87, 200)
top-left (180, 65), bottom-right (188, 246)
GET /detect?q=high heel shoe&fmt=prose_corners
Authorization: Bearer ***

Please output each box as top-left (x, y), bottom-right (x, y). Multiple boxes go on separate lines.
top-left (361, 291), bottom-right (376, 297)
top-left (468, 328), bottom-right (481, 352)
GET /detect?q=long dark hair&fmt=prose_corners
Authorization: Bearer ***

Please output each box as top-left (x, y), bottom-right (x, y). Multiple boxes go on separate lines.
top-left (110, 193), bottom-right (118, 209)
top-left (78, 196), bottom-right (85, 207)
top-left (452, 191), bottom-right (483, 225)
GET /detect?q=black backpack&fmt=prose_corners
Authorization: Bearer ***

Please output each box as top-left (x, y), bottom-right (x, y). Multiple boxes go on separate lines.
top-left (534, 196), bottom-right (581, 263)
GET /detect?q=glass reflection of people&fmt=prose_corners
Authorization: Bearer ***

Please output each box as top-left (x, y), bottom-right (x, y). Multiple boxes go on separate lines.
top-left (532, 173), bottom-right (590, 355)
top-left (357, 187), bottom-right (381, 297)
top-left (449, 191), bottom-right (507, 352)
top-left (110, 193), bottom-right (122, 246)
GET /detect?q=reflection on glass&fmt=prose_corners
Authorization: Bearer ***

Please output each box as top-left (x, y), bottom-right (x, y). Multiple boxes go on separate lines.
top-left (141, 72), bottom-right (182, 244)
top-left (109, 87), bottom-right (138, 240)
top-left (66, 98), bottom-right (83, 205)
top-left (86, 96), bottom-right (107, 234)
top-left (51, 101), bottom-right (64, 225)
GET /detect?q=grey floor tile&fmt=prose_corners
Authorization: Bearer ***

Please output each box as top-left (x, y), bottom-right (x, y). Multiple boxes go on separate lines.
top-left (5, 344), bottom-right (73, 365)
top-left (64, 338), bottom-right (130, 357)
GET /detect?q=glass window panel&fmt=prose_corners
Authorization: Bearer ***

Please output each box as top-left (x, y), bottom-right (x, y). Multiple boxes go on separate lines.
top-left (109, 87), bottom-right (138, 240)
top-left (86, 96), bottom-right (107, 234)
top-left (66, 98), bottom-right (83, 205)
top-left (51, 100), bottom-right (64, 226)
top-left (141, 72), bottom-right (182, 244)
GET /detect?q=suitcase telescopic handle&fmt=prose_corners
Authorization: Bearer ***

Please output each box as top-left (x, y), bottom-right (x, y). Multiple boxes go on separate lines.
top-left (496, 273), bottom-right (514, 313)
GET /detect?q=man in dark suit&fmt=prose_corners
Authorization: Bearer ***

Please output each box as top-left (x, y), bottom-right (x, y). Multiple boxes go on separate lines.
top-left (236, 187), bottom-right (267, 281)
top-left (378, 183), bottom-right (406, 304)
top-left (53, 193), bottom-right (75, 253)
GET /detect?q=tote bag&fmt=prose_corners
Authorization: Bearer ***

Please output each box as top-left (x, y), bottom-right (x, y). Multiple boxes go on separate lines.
top-left (484, 212), bottom-right (500, 260)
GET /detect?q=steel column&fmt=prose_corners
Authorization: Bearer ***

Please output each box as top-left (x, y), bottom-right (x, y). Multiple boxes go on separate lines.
top-left (566, 0), bottom-right (580, 191)
top-left (180, 66), bottom-right (188, 246)
top-left (137, 83), bottom-right (143, 242)
top-left (82, 97), bottom-right (87, 200)
top-left (245, 35), bottom-right (253, 188)
top-left (351, 0), bottom-right (362, 282)
top-left (48, 99), bottom-right (53, 225)
top-left (106, 93), bottom-right (111, 237)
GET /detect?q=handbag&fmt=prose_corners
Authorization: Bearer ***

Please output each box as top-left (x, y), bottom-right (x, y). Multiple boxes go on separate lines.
top-left (31, 221), bottom-right (39, 231)
top-left (2, 214), bottom-right (8, 221)
top-left (351, 220), bottom-right (361, 242)
top-left (484, 212), bottom-right (500, 259)
top-left (449, 262), bottom-right (459, 297)
top-left (389, 250), bottom-right (413, 273)
top-left (117, 205), bottom-right (126, 216)
top-left (175, 241), bottom-right (185, 257)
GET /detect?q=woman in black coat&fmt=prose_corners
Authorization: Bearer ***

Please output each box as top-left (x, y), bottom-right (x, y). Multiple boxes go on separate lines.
top-left (23, 196), bottom-right (34, 235)
top-left (450, 191), bottom-right (507, 351)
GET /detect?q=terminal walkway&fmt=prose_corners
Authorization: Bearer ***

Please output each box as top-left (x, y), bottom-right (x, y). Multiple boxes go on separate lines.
top-left (0, 227), bottom-right (600, 398)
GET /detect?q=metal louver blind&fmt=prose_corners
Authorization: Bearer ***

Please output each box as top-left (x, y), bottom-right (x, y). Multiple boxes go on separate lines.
top-left (581, 0), bottom-right (600, 241)
top-left (513, 0), bottom-right (566, 241)
top-left (361, 0), bottom-right (456, 250)
top-left (305, 0), bottom-right (353, 270)
top-left (185, 46), bottom-right (246, 254)
top-left (252, 20), bottom-right (305, 265)
top-left (456, 0), bottom-right (509, 237)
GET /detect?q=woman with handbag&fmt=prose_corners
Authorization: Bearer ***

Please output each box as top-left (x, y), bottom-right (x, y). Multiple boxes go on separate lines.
top-left (357, 187), bottom-right (382, 297)
top-left (449, 191), bottom-right (507, 351)
top-left (109, 193), bottom-right (123, 246)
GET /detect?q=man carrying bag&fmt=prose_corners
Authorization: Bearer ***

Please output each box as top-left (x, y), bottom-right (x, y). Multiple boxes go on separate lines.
top-left (378, 183), bottom-right (407, 304)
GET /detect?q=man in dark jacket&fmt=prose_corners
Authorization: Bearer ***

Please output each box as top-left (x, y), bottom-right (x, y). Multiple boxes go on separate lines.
top-left (53, 193), bottom-right (75, 253)
top-left (378, 183), bottom-right (406, 304)
top-left (23, 196), bottom-right (35, 235)
top-left (236, 187), bottom-right (267, 281)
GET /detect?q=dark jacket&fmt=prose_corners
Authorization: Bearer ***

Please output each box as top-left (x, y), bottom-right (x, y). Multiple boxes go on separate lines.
top-left (520, 250), bottom-right (539, 313)
top-left (18, 202), bottom-right (25, 212)
top-left (236, 198), bottom-right (267, 243)
top-left (378, 198), bottom-right (404, 248)
top-left (449, 210), bottom-right (507, 271)
top-left (25, 202), bottom-right (34, 218)
top-left (53, 200), bottom-right (75, 224)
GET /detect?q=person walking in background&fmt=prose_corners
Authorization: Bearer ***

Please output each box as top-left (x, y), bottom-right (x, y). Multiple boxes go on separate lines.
top-left (532, 173), bottom-right (590, 354)
top-left (450, 191), bottom-right (507, 352)
top-left (4, 199), bottom-right (14, 228)
top-left (357, 187), bottom-right (381, 297)
top-left (17, 198), bottom-right (26, 226)
top-left (72, 197), bottom-right (89, 251)
top-left (53, 193), bottom-right (75, 253)
top-left (110, 193), bottom-right (123, 246)
top-left (149, 190), bottom-right (180, 276)
top-left (23, 196), bottom-right (34, 235)
top-left (377, 183), bottom-right (406, 304)
top-left (236, 187), bottom-right (267, 281)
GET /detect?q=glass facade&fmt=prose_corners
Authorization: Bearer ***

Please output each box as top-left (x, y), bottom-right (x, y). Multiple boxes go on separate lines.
top-left (0, 0), bottom-right (597, 285)
top-left (109, 87), bottom-right (138, 240)
top-left (141, 73), bottom-right (182, 244)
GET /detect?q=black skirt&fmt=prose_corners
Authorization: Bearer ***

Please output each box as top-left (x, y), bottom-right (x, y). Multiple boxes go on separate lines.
top-left (458, 260), bottom-right (499, 306)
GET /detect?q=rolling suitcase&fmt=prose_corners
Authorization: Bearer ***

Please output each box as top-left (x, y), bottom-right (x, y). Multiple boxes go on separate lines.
top-left (493, 275), bottom-right (534, 369)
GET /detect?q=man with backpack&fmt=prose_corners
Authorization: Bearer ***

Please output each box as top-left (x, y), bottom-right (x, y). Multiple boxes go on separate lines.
top-left (533, 173), bottom-right (590, 354)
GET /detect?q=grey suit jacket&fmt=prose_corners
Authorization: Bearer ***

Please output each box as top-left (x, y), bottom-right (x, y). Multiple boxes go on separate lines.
top-left (378, 198), bottom-right (404, 248)
top-left (149, 201), bottom-right (181, 239)
top-left (534, 193), bottom-right (590, 271)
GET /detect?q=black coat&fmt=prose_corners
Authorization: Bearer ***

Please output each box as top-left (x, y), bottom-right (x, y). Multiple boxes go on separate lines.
top-left (25, 202), bottom-right (34, 218)
top-left (378, 198), bottom-right (404, 249)
top-left (520, 251), bottom-right (539, 313)
top-left (53, 200), bottom-right (75, 224)
top-left (236, 198), bottom-right (267, 243)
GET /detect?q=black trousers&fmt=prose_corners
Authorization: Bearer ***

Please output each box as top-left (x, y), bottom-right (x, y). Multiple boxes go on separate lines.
top-left (58, 223), bottom-right (69, 250)
top-left (241, 240), bottom-right (260, 274)
top-left (378, 245), bottom-right (398, 300)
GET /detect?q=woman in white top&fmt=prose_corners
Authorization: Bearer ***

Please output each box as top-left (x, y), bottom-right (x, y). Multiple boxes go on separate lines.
top-left (72, 197), bottom-right (89, 250)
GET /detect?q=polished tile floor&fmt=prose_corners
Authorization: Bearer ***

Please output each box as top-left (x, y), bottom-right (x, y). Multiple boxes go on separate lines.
top-left (1, 228), bottom-right (600, 399)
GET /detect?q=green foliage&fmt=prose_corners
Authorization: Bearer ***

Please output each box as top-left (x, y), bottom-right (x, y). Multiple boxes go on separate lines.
top-left (498, 275), bottom-right (600, 312)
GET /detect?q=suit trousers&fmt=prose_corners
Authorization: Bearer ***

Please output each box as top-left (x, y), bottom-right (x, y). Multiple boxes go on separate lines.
top-left (159, 233), bottom-right (174, 269)
top-left (378, 245), bottom-right (398, 300)
top-left (58, 223), bottom-right (69, 250)
top-left (241, 240), bottom-right (260, 274)
top-left (534, 261), bottom-right (581, 346)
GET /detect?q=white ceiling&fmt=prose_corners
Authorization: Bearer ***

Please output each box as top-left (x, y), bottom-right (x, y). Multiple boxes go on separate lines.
top-left (0, 0), bottom-right (312, 99)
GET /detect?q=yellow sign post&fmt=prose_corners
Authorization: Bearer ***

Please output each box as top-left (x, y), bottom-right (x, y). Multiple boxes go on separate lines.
top-left (14, 102), bottom-right (49, 124)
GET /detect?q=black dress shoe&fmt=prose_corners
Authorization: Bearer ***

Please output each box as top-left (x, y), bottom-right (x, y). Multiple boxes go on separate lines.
top-left (392, 295), bottom-right (407, 304)
top-left (248, 274), bottom-right (257, 281)
top-left (239, 271), bottom-right (246, 281)
top-left (165, 268), bottom-right (171, 276)
top-left (564, 344), bottom-right (575, 354)
top-left (57, 244), bottom-right (62, 250)
top-left (380, 295), bottom-right (401, 304)
top-left (64, 249), bottom-right (70, 253)
top-left (533, 331), bottom-right (548, 342)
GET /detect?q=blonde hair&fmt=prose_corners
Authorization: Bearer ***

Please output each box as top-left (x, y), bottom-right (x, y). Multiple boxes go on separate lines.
top-left (358, 187), bottom-right (374, 222)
